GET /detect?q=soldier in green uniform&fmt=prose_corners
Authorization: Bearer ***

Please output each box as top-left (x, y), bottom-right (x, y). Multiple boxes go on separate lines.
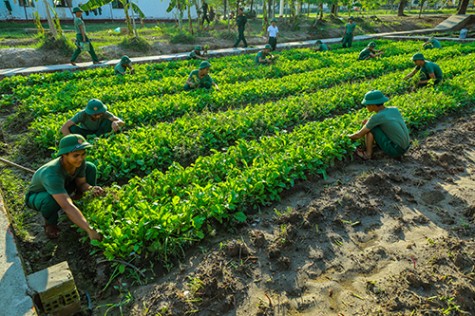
top-left (189, 45), bottom-right (208, 60)
top-left (314, 40), bottom-right (329, 52)
top-left (348, 90), bottom-right (410, 160)
top-left (342, 16), bottom-right (356, 48)
top-left (114, 55), bottom-right (135, 75)
top-left (25, 134), bottom-right (104, 240)
top-left (404, 53), bottom-right (443, 87)
top-left (60, 99), bottom-right (125, 137)
top-left (358, 42), bottom-right (383, 60)
top-left (423, 37), bottom-right (442, 49)
top-left (233, 8), bottom-right (248, 48)
top-left (255, 44), bottom-right (276, 64)
top-left (184, 61), bottom-right (219, 91)
top-left (70, 7), bottom-right (100, 66)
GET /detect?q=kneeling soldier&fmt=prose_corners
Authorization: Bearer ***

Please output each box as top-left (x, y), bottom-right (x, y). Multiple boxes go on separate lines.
top-left (25, 134), bottom-right (104, 240)
top-left (114, 55), bottom-right (134, 75)
top-left (348, 90), bottom-right (410, 160)
top-left (61, 99), bottom-right (125, 137)
top-left (184, 61), bottom-right (219, 91)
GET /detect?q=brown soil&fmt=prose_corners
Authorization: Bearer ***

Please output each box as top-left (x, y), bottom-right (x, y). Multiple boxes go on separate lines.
top-left (124, 110), bottom-right (475, 316)
top-left (0, 15), bottom-right (449, 69)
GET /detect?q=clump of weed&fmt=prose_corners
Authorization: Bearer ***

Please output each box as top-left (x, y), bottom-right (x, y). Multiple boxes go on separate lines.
top-left (169, 32), bottom-right (195, 44)
top-left (119, 36), bottom-right (152, 53)
top-left (38, 34), bottom-right (75, 56)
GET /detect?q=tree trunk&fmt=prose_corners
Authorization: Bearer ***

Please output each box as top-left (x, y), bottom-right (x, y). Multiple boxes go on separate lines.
top-left (397, 0), bottom-right (406, 16)
top-left (41, 0), bottom-right (58, 38)
top-left (457, 0), bottom-right (469, 14)
top-left (268, 0), bottom-right (273, 22)
top-left (418, 0), bottom-right (425, 18)
top-left (187, 0), bottom-right (193, 34)
top-left (319, 3), bottom-right (323, 20)
top-left (331, 3), bottom-right (338, 16)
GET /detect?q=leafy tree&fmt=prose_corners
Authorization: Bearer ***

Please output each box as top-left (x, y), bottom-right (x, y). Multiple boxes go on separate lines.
top-left (81, 0), bottom-right (145, 36)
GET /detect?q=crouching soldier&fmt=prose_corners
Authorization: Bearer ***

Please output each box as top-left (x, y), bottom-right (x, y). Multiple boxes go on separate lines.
top-left (314, 40), bottom-right (329, 52)
top-left (347, 90), bottom-right (410, 160)
top-left (115, 55), bottom-right (134, 75)
top-left (61, 99), bottom-right (125, 138)
top-left (404, 53), bottom-right (443, 87)
top-left (189, 45), bottom-right (208, 60)
top-left (25, 134), bottom-right (104, 240)
top-left (358, 42), bottom-right (383, 60)
top-left (256, 44), bottom-right (277, 64)
top-left (184, 61), bottom-right (219, 91)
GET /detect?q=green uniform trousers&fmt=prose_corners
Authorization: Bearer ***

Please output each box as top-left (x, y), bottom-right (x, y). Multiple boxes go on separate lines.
top-left (371, 127), bottom-right (409, 158)
top-left (25, 162), bottom-right (97, 225)
top-left (69, 119), bottom-right (113, 138)
top-left (268, 37), bottom-right (277, 51)
top-left (184, 82), bottom-right (212, 91)
top-left (342, 33), bottom-right (353, 48)
top-left (71, 34), bottom-right (99, 63)
top-left (234, 29), bottom-right (248, 47)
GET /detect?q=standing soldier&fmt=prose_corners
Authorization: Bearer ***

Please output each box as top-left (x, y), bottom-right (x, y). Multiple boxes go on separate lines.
top-left (201, 1), bottom-right (211, 28)
top-left (114, 55), bottom-right (135, 75)
top-left (70, 7), bottom-right (101, 66)
top-left (342, 16), bottom-right (356, 48)
top-left (404, 53), bottom-right (443, 87)
top-left (60, 99), bottom-right (125, 137)
top-left (267, 18), bottom-right (279, 51)
top-left (358, 42), bottom-right (383, 60)
top-left (314, 40), bottom-right (329, 52)
top-left (233, 8), bottom-right (248, 48)
top-left (184, 61), bottom-right (219, 91)
top-left (25, 134), bottom-right (104, 240)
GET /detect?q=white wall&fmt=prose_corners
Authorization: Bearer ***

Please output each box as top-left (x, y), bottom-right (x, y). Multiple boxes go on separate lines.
top-left (0, 0), bottom-right (197, 21)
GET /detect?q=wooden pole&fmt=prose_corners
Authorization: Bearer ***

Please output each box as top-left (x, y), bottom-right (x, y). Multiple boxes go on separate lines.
top-left (0, 157), bottom-right (35, 174)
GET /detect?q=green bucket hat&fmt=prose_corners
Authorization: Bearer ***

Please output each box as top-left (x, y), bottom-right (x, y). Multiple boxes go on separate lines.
top-left (72, 7), bottom-right (83, 13)
top-left (120, 55), bottom-right (131, 64)
top-left (194, 45), bottom-right (202, 51)
top-left (199, 61), bottom-right (211, 69)
top-left (271, 18), bottom-right (277, 23)
top-left (362, 90), bottom-right (389, 106)
top-left (368, 42), bottom-right (376, 48)
top-left (316, 40), bottom-right (322, 44)
top-left (264, 44), bottom-right (272, 49)
top-left (57, 134), bottom-right (92, 156)
top-left (412, 53), bottom-right (425, 61)
top-left (85, 99), bottom-right (107, 115)
top-left (349, 16), bottom-right (354, 20)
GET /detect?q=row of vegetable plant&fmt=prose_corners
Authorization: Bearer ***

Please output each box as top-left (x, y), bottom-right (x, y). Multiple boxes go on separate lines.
top-left (82, 69), bottom-right (475, 261)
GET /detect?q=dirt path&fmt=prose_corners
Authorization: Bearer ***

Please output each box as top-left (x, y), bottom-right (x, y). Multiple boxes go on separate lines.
top-left (127, 110), bottom-right (475, 315)
top-left (0, 15), bottom-right (449, 69)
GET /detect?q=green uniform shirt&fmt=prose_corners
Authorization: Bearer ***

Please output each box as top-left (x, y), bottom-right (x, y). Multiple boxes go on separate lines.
top-left (358, 48), bottom-right (372, 60)
top-left (365, 107), bottom-right (410, 150)
top-left (416, 61), bottom-right (443, 81)
top-left (255, 51), bottom-right (268, 63)
top-left (431, 39), bottom-right (441, 48)
top-left (28, 158), bottom-right (86, 195)
top-left (189, 50), bottom-right (197, 58)
top-left (345, 22), bottom-right (356, 34)
top-left (114, 63), bottom-right (126, 75)
top-left (71, 110), bottom-right (114, 131)
top-left (74, 17), bottom-right (85, 35)
top-left (187, 69), bottom-right (214, 88)
top-left (316, 43), bottom-right (328, 51)
top-left (236, 15), bottom-right (247, 30)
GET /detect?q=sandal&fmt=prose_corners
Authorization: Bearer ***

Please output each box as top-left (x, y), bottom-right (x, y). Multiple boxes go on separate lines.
top-left (44, 224), bottom-right (60, 239)
top-left (354, 148), bottom-right (371, 161)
